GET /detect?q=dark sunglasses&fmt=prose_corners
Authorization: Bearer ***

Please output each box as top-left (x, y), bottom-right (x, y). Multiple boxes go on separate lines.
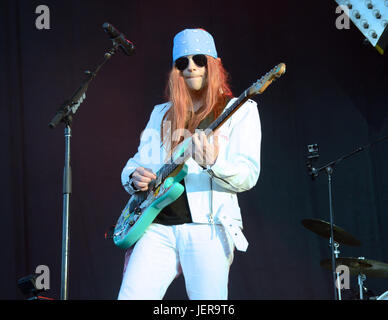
top-left (175, 54), bottom-right (208, 71)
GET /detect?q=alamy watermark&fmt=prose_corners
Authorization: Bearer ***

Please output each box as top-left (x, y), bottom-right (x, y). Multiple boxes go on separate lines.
top-left (35, 5), bottom-right (50, 30)
top-left (35, 264), bottom-right (50, 291)
top-left (137, 124), bottom-right (229, 166)
top-left (34, 5), bottom-right (351, 32)
top-left (335, 264), bottom-right (350, 290)
top-left (335, 5), bottom-right (351, 30)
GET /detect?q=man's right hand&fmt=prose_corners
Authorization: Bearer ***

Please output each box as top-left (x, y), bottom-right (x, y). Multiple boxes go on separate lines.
top-left (131, 167), bottom-right (157, 191)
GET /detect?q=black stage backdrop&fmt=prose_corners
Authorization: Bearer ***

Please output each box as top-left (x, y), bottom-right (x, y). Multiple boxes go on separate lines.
top-left (1, 0), bottom-right (388, 300)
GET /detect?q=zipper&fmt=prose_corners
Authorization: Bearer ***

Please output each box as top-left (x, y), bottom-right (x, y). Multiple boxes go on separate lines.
top-left (208, 174), bottom-right (216, 239)
top-left (209, 173), bottom-right (214, 224)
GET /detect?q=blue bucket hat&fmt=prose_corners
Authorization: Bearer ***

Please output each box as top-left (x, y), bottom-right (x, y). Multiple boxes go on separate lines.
top-left (172, 28), bottom-right (218, 64)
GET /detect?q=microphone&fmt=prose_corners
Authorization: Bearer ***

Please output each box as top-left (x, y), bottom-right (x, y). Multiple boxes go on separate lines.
top-left (102, 22), bottom-right (135, 56)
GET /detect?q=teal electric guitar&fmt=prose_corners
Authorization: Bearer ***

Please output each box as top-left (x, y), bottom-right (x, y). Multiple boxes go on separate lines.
top-left (113, 63), bottom-right (286, 249)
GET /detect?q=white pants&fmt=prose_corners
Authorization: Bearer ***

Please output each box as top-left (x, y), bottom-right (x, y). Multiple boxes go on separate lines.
top-left (117, 223), bottom-right (234, 300)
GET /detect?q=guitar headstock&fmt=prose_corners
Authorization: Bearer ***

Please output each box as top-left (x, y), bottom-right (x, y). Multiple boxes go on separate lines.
top-left (247, 63), bottom-right (286, 96)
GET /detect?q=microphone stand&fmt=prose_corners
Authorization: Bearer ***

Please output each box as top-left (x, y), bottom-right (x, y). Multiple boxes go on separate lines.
top-left (48, 42), bottom-right (120, 300)
top-left (307, 134), bottom-right (388, 300)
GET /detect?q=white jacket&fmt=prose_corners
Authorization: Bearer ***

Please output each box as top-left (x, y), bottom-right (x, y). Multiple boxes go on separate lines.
top-left (121, 98), bottom-right (262, 251)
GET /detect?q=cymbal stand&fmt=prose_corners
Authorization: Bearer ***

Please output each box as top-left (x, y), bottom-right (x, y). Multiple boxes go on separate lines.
top-left (332, 240), bottom-right (340, 259)
top-left (330, 238), bottom-right (342, 300)
top-left (306, 134), bottom-right (388, 300)
top-left (358, 273), bottom-right (366, 300)
top-left (357, 256), bottom-right (367, 300)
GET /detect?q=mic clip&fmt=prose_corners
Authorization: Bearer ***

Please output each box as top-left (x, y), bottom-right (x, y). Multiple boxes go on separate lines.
top-left (306, 143), bottom-right (319, 180)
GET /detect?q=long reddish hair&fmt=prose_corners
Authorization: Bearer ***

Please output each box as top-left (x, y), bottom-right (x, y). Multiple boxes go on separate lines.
top-left (161, 56), bottom-right (233, 155)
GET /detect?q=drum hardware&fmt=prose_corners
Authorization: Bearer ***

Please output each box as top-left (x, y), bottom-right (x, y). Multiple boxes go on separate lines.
top-left (305, 143), bottom-right (345, 300)
top-left (332, 240), bottom-right (342, 300)
top-left (303, 217), bottom-right (388, 300)
top-left (301, 219), bottom-right (361, 247)
top-left (320, 257), bottom-right (369, 300)
top-left (320, 257), bottom-right (388, 279)
top-left (320, 257), bottom-right (388, 300)
top-left (358, 272), bottom-right (366, 300)
top-left (302, 218), bottom-right (362, 300)
top-left (305, 135), bottom-right (388, 300)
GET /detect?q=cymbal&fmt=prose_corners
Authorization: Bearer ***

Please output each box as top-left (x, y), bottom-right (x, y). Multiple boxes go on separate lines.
top-left (301, 218), bottom-right (361, 246)
top-left (320, 257), bottom-right (388, 278)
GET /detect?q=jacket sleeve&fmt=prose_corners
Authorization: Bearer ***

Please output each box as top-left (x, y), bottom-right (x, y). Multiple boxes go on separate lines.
top-left (121, 105), bottom-right (165, 195)
top-left (208, 99), bottom-right (262, 193)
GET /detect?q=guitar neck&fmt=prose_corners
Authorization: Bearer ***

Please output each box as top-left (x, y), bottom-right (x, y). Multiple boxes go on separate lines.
top-left (208, 90), bottom-right (250, 132)
top-left (154, 90), bottom-right (252, 185)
